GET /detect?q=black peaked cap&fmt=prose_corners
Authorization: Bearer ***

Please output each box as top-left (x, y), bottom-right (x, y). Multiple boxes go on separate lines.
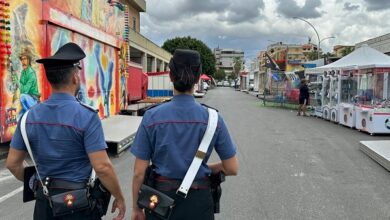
top-left (36, 42), bottom-right (86, 69)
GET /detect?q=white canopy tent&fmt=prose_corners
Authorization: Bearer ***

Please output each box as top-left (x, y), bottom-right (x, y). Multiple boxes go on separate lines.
top-left (305, 44), bottom-right (390, 74)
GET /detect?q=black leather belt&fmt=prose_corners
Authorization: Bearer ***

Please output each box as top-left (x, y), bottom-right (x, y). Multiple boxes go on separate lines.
top-left (154, 177), bottom-right (210, 191)
top-left (37, 179), bottom-right (87, 190)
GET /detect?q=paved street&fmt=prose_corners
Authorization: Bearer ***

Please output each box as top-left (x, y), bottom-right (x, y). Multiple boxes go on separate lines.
top-left (1, 87), bottom-right (390, 219)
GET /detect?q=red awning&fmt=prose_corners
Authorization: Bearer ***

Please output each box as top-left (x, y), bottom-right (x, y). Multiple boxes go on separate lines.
top-left (200, 74), bottom-right (211, 81)
top-left (240, 71), bottom-right (249, 76)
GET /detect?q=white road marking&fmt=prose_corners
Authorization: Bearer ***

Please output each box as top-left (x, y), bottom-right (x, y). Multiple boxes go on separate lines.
top-left (0, 169), bottom-right (14, 183)
top-left (0, 186), bottom-right (23, 203)
top-left (0, 175), bottom-right (14, 183)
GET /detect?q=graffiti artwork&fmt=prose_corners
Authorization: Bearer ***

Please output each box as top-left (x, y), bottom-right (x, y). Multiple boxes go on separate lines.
top-left (0, 0), bottom-right (44, 142)
top-left (0, 0), bottom-right (125, 142)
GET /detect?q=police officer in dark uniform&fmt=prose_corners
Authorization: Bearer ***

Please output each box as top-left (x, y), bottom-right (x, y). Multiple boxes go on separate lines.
top-left (6, 42), bottom-right (126, 220)
top-left (130, 49), bottom-right (238, 220)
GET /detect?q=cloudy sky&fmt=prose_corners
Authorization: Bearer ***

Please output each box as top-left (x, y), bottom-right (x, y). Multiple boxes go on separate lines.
top-left (140, 0), bottom-right (390, 64)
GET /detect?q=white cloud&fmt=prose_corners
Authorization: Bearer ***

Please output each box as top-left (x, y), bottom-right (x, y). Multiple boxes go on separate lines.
top-left (140, 0), bottom-right (390, 59)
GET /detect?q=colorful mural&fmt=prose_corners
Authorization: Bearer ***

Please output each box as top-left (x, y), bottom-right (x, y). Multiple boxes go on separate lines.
top-left (0, 0), bottom-right (125, 142)
top-left (47, 25), bottom-right (119, 118)
top-left (48, 0), bottom-right (125, 38)
top-left (0, 0), bottom-right (45, 142)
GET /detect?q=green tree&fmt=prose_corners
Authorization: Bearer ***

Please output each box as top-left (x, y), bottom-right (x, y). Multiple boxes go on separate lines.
top-left (214, 69), bottom-right (226, 81)
top-left (321, 52), bottom-right (335, 58)
top-left (341, 47), bottom-right (354, 57)
top-left (232, 57), bottom-right (242, 80)
top-left (162, 36), bottom-right (216, 76)
top-left (307, 51), bottom-right (318, 61)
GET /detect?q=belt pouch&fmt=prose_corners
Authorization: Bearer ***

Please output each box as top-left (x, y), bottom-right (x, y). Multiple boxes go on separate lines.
top-left (137, 184), bottom-right (175, 219)
top-left (49, 188), bottom-right (90, 217)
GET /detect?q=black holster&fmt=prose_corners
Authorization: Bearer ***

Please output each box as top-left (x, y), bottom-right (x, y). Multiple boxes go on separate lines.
top-left (209, 172), bottom-right (225, 213)
top-left (144, 165), bottom-right (156, 187)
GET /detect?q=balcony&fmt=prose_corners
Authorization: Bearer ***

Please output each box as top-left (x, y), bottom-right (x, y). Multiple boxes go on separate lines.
top-left (129, 28), bottom-right (172, 61)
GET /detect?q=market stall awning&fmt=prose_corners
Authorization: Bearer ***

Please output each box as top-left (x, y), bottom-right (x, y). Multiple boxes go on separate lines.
top-left (240, 71), bottom-right (249, 76)
top-left (200, 74), bottom-right (211, 81)
top-left (305, 44), bottom-right (390, 74)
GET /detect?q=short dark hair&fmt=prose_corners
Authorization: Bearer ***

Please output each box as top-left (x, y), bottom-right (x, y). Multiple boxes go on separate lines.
top-left (45, 67), bottom-right (77, 87)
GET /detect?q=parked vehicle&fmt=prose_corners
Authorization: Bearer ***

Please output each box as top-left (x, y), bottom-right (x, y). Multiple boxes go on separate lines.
top-left (249, 83), bottom-right (254, 91)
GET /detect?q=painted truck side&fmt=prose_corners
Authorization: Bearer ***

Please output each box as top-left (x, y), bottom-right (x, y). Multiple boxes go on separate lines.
top-left (0, 0), bottom-right (130, 144)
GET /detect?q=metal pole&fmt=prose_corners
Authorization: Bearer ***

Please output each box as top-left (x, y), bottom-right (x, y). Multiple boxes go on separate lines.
top-left (293, 17), bottom-right (321, 59)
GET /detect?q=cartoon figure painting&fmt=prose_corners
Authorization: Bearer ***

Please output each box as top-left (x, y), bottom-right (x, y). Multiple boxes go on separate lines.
top-left (18, 47), bottom-right (40, 118)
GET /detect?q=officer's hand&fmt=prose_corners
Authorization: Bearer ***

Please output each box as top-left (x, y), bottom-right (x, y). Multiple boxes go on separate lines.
top-left (131, 207), bottom-right (145, 220)
top-left (111, 198), bottom-right (126, 220)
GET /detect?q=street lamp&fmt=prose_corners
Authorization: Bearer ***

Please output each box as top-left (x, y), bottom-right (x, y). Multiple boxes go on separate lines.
top-left (293, 17), bottom-right (321, 59)
top-left (320, 36), bottom-right (335, 44)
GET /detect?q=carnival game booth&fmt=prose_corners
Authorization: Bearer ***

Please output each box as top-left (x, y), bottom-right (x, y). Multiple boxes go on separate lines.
top-left (304, 59), bottom-right (326, 117)
top-left (341, 46), bottom-right (390, 133)
top-left (308, 45), bottom-right (390, 127)
top-left (322, 73), bottom-right (332, 120)
top-left (337, 71), bottom-right (358, 128)
top-left (304, 70), bottom-right (324, 117)
top-left (352, 68), bottom-right (390, 135)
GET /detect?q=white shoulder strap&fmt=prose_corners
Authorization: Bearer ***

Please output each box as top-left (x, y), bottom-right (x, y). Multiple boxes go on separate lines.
top-left (177, 108), bottom-right (218, 197)
top-left (20, 111), bottom-right (49, 196)
top-left (21, 111), bottom-right (96, 190)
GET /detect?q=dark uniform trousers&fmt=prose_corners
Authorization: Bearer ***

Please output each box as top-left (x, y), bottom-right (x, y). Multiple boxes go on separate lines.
top-left (34, 187), bottom-right (101, 220)
top-left (145, 188), bottom-right (215, 220)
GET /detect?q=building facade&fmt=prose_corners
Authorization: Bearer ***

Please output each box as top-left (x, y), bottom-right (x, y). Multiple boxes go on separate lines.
top-left (249, 56), bottom-right (260, 92)
top-left (333, 45), bottom-right (355, 57)
top-left (127, 0), bottom-right (171, 73)
top-left (214, 48), bottom-right (245, 78)
top-left (355, 33), bottom-right (390, 55)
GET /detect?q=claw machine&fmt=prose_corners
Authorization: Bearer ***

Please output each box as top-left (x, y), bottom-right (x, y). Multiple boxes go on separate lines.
top-left (329, 74), bottom-right (340, 122)
top-left (338, 70), bottom-right (358, 128)
top-left (322, 72), bottom-right (331, 120)
top-left (307, 73), bottom-right (323, 117)
top-left (355, 68), bottom-right (390, 135)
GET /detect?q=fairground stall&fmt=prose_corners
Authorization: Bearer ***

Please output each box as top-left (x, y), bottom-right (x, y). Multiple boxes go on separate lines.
top-left (322, 72), bottom-right (332, 120)
top-left (353, 68), bottom-right (390, 135)
top-left (304, 60), bottom-right (325, 117)
top-left (329, 73), bottom-right (340, 122)
top-left (337, 70), bottom-right (358, 128)
top-left (308, 45), bottom-right (390, 128)
top-left (340, 46), bottom-right (390, 133)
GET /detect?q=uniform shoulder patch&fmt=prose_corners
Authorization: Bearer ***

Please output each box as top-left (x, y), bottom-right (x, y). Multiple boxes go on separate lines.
top-left (200, 103), bottom-right (219, 112)
top-left (78, 101), bottom-right (99, 113)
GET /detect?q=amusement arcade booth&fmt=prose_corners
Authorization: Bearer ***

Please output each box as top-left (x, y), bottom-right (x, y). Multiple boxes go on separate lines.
top-left (353, 68), bottom-right (390, 135)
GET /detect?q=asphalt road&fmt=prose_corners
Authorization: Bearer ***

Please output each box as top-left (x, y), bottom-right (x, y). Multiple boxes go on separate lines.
top-left (1, 87), bottom-right (390, 219)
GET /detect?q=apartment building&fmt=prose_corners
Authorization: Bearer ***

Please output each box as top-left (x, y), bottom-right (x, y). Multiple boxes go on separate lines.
top-left (333, 45), bottom-right (355, 57)
top-left (126, 0), bottom-right (171, 72)
top-left (214, 48), bottom-right (245, 77)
